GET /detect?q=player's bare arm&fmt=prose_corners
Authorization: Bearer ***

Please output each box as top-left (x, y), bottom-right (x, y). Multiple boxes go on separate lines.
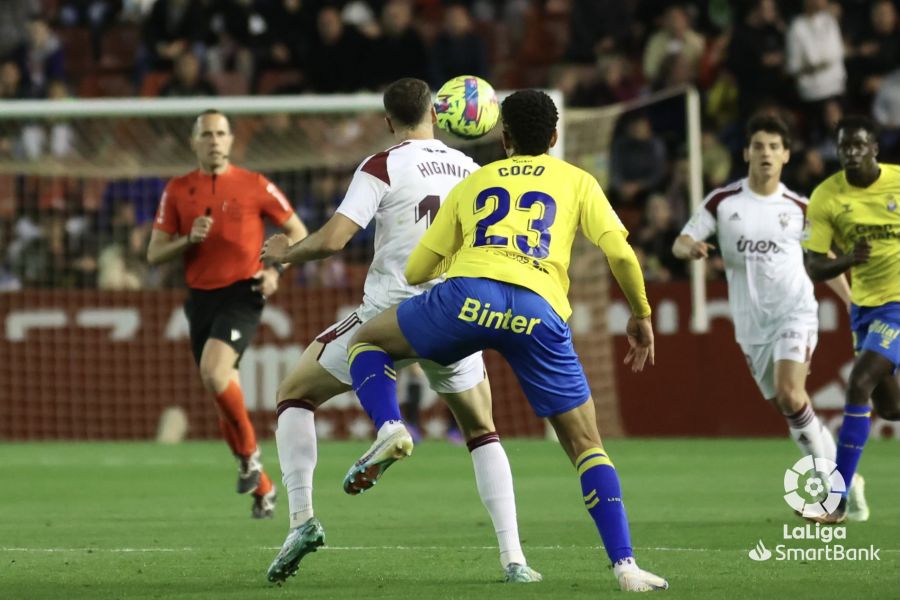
top-left (253, 214), bottom-right (308, 297)
top-left (804, 239), bottom-right (871, 282)
top-left (261, 213), bottom-right (361, 265)
top-left (146, 211), bottom-right (214, 265)
top-left (823, 250), bottom-right (853, 309)
top-left (672, 234), bottom-right (715, 260)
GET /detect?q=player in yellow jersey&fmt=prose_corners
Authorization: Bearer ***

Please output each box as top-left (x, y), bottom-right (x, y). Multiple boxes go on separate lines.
top-left (342, 90), bottom-right (667, 591)
top-left (803, 116), bottom-right (900, 524)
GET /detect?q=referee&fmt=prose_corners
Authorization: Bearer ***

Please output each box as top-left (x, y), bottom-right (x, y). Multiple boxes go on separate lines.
top-left (147, 109), bottom-right (307, 518)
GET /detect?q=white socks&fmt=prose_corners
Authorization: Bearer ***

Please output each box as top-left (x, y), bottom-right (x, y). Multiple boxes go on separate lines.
top-left (276, 407), bottom-right (317, 529)
top-left (787, 404), bottom-right (837, 461)
top-left (470, 439), bottom-right (526, 568)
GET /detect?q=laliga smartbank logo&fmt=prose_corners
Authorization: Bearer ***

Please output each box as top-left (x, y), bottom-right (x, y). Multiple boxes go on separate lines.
top-left (747, 456), bottom-right (880, 562)
top-left (783, 455), bottom-right (845, 518)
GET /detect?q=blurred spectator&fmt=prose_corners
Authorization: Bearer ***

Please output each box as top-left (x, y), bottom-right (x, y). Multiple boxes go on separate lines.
top-left (873, 69), bottom-right (900, 128)
top-left (59, 1), bottom-right (123, 60)
top-left (14, 16), bottom-right (66, 98)
top-left (369, 0), bottom-right (429, 89)
top-left (20, 80), bottom-right (76, 160)
top-left (873, 69), bottom-right (900, 161)
top-left (785, 0), bottom-right (845, 105)
top-left (785, 148), bottom-right (827, 197)
top-left (98, 200), bottom-right (148, 290)
top-left (257, 0), bottom-right (316, 74)
top-left (633, 194), bottom-right (686, 282)
top-left (0, 0), bottom-right (38, 59)
top-left (562, 55), bottom-right (641, 108)
top-left (8, 211), bottom-right (97, 288)
top-left (199, 0), bottom-right (262, 82)
top-left (0, 61), bottom-right (25, 100)
top-left (429, 4), bottom-right (489, 88)
top-left (142, 0), bottom-right (204, 70)
top-left (642, 5), bottom-right (704, 85)
top-left (846, 0), bottom-right (898, 107)
top-left (810, 98), bottom-right (842, 169)
top-left (609, 114), bottom-right (667, 209)
top-left (159, 51), bottom-right (217, 96)
top-left (701, 129), bottom-right (731, 189)
top-left (306, 5), bottom-right (370, 93)
top-left (564, 0), bottom-right (633, 63)
top-left (727, 0), bottom-right (787, 120)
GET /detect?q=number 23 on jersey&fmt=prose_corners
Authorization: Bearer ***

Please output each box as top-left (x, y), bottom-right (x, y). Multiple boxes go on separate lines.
top-left (472, 187), bottom-right (557, 259)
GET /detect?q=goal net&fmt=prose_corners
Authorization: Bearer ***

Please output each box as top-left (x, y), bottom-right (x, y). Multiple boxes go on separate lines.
top-left (0, 91), bottom-right (663, 441)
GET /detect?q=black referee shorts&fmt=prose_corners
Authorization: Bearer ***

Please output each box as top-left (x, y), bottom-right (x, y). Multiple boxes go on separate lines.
top-left (184, 279), bottom-right (265, 367)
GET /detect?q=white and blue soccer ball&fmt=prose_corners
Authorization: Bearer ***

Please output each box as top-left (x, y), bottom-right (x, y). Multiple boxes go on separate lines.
top-left (434, 75), bottom-right (500, 140)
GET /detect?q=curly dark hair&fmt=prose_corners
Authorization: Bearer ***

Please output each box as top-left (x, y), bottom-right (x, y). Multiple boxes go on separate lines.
top-left (501, 90), bottom-right (558, 156)
top-left (745, 113), bottom-right (791, 148)
top-left (383, 78), bottom-right (432, 129)
top-left (836, 115), bottom-right (879, 140)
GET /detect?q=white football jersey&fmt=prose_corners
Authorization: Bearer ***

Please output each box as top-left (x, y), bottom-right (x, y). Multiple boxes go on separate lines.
top-left (336, 138), bottom-right (479, 310)
top-left (680, 179), bottom-right (818, 345)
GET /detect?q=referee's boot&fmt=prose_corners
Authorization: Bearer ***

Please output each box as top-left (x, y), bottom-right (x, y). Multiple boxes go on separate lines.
top-left (342, 421), bottom-right (413, 495)
top-left (237, 448), bottom-right (263, 494)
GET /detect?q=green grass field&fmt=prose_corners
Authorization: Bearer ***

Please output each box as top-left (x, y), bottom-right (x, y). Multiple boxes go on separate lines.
top-left (1, 439), bottom-right (897, 600)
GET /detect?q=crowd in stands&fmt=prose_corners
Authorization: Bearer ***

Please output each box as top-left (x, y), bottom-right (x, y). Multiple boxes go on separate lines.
top-left (0, 0), bottom-right (898, 289)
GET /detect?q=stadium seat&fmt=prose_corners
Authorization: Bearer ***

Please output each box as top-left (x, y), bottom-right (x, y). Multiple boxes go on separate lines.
top-left (256, 69), bottom-right (304, 95)
top-left (78, 73), bottom-right (135, 98)
top-left (210, 72), bottom-right (249, 97)
top-left (99, 24), bottom-right (141, 72)
top-left (58, 27), bottom-right (94, 80)
top-left (140, 71), bottom-right (171, 97)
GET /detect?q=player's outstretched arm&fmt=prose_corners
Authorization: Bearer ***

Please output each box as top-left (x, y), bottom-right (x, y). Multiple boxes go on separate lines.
top-left (804, 240), bottom-right (870, 282)
top-left (261, 213), bottom-right (361, 266)
top-left (672, 234), bottom-right (715, 260)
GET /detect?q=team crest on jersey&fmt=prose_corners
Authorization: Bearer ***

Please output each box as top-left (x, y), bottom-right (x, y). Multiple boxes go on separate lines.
top-left (841, 203), bottom-right (852, 213)
top-left (887, 195), bottom-right (897, 212)
top-left (779, 212), bottom-right (790, 230)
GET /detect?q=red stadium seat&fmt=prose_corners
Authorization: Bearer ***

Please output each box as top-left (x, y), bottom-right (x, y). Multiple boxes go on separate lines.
top-left (210, 72), bottom-right (249, 96)
top-left (99, 24), bottom-right (141, 71)
top-left (58, 27), bottom-right (94, 80)
top-left (256, 69), bottom-right (304, 95)
top-left (78, 73), bottom-right (135, 98)
top-left (140, 71), bottom-right (171, 97)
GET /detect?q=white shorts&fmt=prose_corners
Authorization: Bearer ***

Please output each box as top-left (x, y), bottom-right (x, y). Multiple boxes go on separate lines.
top-left (314, 304), bottom-right (485, 394)
top-left (739, 324), bottom-right (819, 400)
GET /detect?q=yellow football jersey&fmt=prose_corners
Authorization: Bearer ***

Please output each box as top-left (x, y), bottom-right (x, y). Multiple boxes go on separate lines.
top-left (803, 163), bottom-right (900, 306)
top-left (418, 153), bottom-right (627, 320)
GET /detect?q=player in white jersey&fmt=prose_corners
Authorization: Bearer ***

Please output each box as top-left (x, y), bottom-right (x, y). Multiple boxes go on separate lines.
top-left (258, 78), bottom-right (541, 584)
top-left (673, 115), bottom-right (868, 519)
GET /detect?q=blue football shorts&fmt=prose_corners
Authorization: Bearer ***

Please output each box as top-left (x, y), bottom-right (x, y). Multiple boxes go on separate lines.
top-left (396, 276), bottom-right (591, 417)
top-left (850, 302), bottom-right (900, 372)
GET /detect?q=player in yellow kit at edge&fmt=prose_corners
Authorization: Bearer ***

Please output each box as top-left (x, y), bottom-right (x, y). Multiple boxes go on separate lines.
top-left (802, 115), bottom-right (900, 524)
top-left (342, 90), bottom-right (668, 592)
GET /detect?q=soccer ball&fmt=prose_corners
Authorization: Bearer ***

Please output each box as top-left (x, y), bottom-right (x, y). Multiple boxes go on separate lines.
top-left (434, 75), bottom-right (499, 140)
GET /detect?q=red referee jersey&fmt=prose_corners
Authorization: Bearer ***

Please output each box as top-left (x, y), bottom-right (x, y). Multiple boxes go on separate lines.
top-left (153, 165), bottom-right (294, 290)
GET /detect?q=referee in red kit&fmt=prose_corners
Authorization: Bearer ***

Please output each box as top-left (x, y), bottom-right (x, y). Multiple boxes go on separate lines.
top-left (148, 109), bottom-right (307, 518)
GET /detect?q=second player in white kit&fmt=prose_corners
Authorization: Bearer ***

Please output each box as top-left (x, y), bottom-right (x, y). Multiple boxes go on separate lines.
top-left (673, 114), bottom-right (868, 521)
top-left (680, 177), bottom-right (819, 400)
top-left (260, 78), bottom-right (541, 584)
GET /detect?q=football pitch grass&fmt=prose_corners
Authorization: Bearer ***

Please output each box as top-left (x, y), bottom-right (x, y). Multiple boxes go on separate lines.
top-left (1, 439), bottom-right (898, 600)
